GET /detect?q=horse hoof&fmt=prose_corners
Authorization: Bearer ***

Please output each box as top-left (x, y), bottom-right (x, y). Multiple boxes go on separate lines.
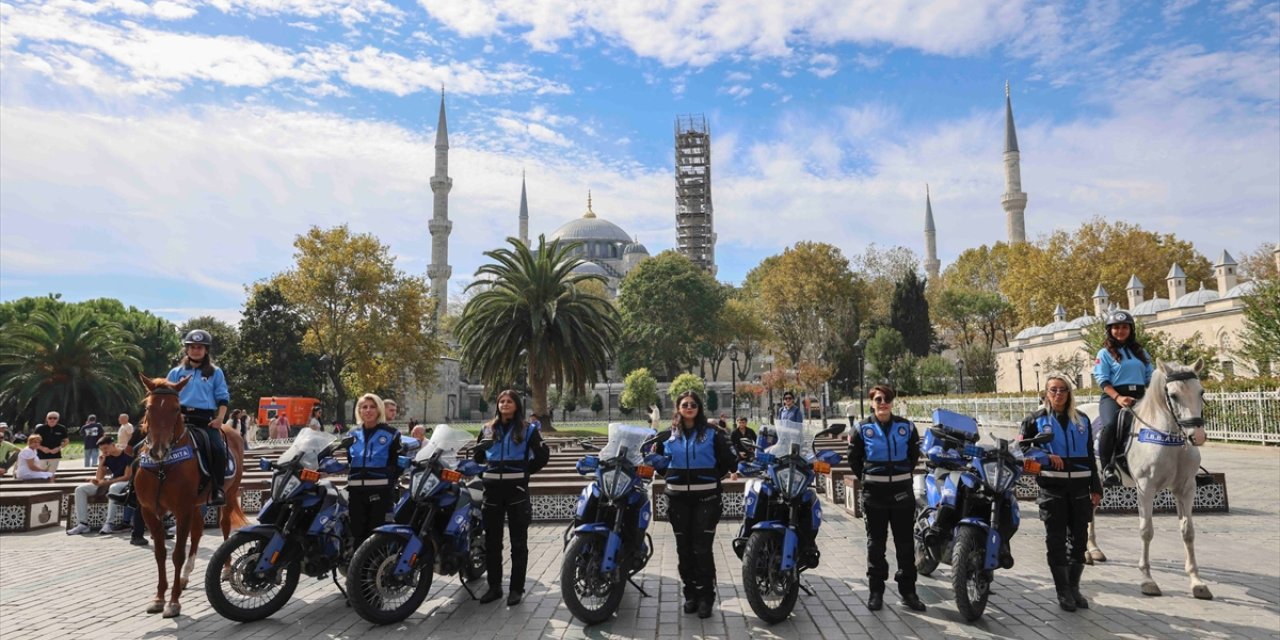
top-left (1088, 549), bottom-right (1107, 562)
top-left (146, 601), bottom-right (165, 614)
top-left (1193, 585), bottom-right (1213, 600)
top-left (1084, 555), bottom-right (1093, 566)
top-left (1141, 582), bottom-right (1163, 596)
top-left (163, 603), bottom-right (181, 618)
top-left (180, 578), bottom-right (188, 590)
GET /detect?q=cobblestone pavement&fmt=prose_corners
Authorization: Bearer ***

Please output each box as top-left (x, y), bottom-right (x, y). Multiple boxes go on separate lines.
top-left (1, 444), bottom-right (1277, 640)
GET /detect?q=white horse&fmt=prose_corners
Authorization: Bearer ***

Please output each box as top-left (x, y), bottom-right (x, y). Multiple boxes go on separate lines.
top-left (1078, 360), bottom-right (1212, 599)
top-left (648, 404), bottom-right (662, 432)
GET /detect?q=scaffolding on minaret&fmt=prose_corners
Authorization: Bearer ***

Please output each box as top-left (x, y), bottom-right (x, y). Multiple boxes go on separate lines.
top-left (674, 114), bottom-right (716, 276)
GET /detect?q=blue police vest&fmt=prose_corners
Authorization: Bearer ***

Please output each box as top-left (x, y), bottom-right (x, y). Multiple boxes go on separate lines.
top-left (484, 422), bottom-right (538, 477)
top-left (349, 424), bottom-right (398, 481)
top-left (860, 419), bottom-right (914, 477)
top-left (1034, 412), bottom-right (1092, 469)
top-left (665, 426), bottom-right (721, 490)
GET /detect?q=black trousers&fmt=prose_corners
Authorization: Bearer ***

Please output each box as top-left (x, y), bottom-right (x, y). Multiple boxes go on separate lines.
top-left (667, 492), bottom-right (722, 602)
top-left (1038, 483), bottom-right (1094, 566)
top-left (347, 487), bottom-right (394, 548)
top-left (482, 481), bottom-right (533, 592)
top-left (862, 485), bottom-right (917, 594)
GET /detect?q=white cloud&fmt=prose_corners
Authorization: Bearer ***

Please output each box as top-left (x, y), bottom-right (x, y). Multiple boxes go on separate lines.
top-left (808, 52), bottom-right (838, 78)
top-left (417, 0), bottom-right (1028, 67)
top-left (725, 70), bottom-right (751, 82)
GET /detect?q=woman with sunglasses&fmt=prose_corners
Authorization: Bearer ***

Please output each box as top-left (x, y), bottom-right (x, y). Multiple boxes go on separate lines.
top-left (1020, 374), bottom-right (1102, 612)
top-left (847, 384), bottom-right (925, 612)
top-left (656, 390), bottom-right (736, 618)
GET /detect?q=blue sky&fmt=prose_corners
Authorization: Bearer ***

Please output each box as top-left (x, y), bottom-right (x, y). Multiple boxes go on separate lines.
top-left (2, 0), bottom-right (1278, 324)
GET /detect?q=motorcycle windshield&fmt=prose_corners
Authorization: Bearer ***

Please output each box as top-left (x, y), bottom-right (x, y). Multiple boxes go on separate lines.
top-left (599, 422), bottom-right (656, 466)
top-left (276, 429), bottom-right (336, 469)
top-left (766, 419), bottom-right (815, 459)
top-left (415, 424), bottom-right (476, 470)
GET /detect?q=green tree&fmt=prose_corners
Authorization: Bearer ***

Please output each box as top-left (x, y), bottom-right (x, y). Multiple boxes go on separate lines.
top-left (227, 283), bottom-right (323, 411)
top-left (0, 306), bottom-right (143, 426)
top-left (706, 389), bottom-right (719, 412)
top-left (934, 289), bottom-right (1016, 351)
top-left (620, 367), bottom-right (658, 412)
top-left (1237, 277), bottom-right (1280, 376)
top-left (616, 251), bottom-right (723, 379)
top-left (668, 372), bottom-right (707, 404)
top-left (749, 242), bottom-right (862, 365)
top-left (849, 243), bottom-right (923, 327)
top-left (890, 269), bottom-right (932, 357)
top-left (273, 225), bottom-right (443, 421)
top-left (177, 315), bottom-right (240, 371)
top-left (916, 355), bottom-right (955, 395)
top-left (958, 344), bottom-right (997, 392)
top-left (125, 314), bottom-right (181, 377)
top-left (865, 327), bottom-right (907, 385)
top-left (457, 235), bottom-right (619, 431)
top-left (590, 393), bottom-right (604, 417)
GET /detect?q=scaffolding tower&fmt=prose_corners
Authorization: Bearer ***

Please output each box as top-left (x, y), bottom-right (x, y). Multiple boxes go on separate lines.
top-left (675, 114), bottom-right (716, 276)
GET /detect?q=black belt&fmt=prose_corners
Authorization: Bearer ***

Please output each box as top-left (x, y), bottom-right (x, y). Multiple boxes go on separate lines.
top-left (182, 407), bottom-right (217, 417)
top-left (1112, 385), bottom-right (1145, 399)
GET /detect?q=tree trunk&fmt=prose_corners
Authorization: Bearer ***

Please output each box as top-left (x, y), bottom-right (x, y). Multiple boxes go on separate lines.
top-left (530, 371), bottom-right (555, 432)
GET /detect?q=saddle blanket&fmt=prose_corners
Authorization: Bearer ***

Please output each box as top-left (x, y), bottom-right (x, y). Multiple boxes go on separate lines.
top-left (1137, 428), bottom-right (1185, 446)
top-left (139, 444), bottom-right (195, 468)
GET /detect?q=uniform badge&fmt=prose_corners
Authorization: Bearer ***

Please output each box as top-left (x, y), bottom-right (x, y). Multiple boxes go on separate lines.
top-left (377, 435), bottom-right (388, 445)
top-left (1041, 425), bottom-right (1052, 433)
top-left (864, 427), bottom-right (875, 438)
top-left (897, 426), bottom-right (908, 437)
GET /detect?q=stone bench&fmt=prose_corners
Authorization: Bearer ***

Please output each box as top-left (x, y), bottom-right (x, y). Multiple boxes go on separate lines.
top-left (66, 478), bottom-right (274, 530)
top-left (1014, 472), bottom-right (1230, 514)
top-left (0, 489), bottom-right (65, 532)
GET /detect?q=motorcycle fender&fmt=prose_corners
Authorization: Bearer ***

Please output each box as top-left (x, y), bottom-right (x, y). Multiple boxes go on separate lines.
top-left (601, 531), bottom-right (623, 574)
top-left (959, 472), bottom-right (980, 490)
top-left (572, 523), bottom-right (611, 536)
top-left (446, 503), bottom-right (472, 537)
top-left (984, 529), bottom-right (1002, 571)
top-left (306, 502), bottom-right (340, 536)
top-left (743, 478), bottom-right (765, 519)
top-left (394, 534), bottom-right (425, 577)
top-left (237, 524), bottom-right (279, 539)
top-left (252, 531), bottom-right (288, 574)
top-left (749, 522), bottom-right (797, 570)
top-left (638, 499), bottom-right (652, 532)
top-left (256, 499), bottom-right (278, 523)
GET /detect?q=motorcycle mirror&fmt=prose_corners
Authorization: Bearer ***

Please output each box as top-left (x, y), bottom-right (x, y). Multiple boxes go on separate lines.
top-left (738, 438), bottom-right (758, 450)
top-left (815, 423), bottom-right (847, 439)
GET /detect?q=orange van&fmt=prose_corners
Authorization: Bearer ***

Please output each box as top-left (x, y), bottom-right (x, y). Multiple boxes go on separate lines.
top-left (257, 397), bottom-right (321, 427)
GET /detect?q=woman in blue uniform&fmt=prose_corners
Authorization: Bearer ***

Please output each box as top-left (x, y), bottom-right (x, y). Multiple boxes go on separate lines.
top-left (1093, 310), bottom-right (1154, 486)
top-left (166, 329), bottom-right (231, 506)
top-left (346, 393), bottom-right (403, 547)
top-left (473, 390), bottom-right (550, 606)
top-left (1021, 374), bottom-right (1102, 611)
top-left (847, 384), bottom-right (925, 612)
top-left (657, 391), bottom-right (736, 618)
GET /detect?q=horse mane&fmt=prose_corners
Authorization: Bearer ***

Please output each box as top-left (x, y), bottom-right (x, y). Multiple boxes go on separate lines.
top-left (1132, 366), bottom-right (1169, 428)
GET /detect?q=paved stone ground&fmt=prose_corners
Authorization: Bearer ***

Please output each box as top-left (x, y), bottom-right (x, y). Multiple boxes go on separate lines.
top-left (1, 444), bottom-right (1277, 640)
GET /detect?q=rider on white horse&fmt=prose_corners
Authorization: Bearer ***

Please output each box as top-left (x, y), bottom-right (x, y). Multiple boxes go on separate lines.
top-left (1093, 310), bottom-right (1154, 487)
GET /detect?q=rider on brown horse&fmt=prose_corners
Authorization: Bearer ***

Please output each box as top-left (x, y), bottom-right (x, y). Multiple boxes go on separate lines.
top-left (167, 329), bottom-right (230, 506)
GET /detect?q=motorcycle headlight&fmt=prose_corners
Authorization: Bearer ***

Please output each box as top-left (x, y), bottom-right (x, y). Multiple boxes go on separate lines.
top-left (775, 467), bottom-right (809, 499)
top-left (413, 471), bottom-right (441, 500)
top-left (601, 468), bottom-right (633, 500)
top-left (273, 474), bottom-right (301, 502)
top-left (983, 460), bottom-right (1016, 494)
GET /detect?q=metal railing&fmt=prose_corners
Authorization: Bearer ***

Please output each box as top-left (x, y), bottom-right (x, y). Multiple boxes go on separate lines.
top-left (894, 390), bottom-right (1280, 444)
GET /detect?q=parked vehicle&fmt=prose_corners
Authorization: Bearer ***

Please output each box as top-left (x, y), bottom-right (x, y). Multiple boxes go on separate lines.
top-left (561, 423), bottom-right (669, 625)
top-left (346, 425), bottom-right (486, 625)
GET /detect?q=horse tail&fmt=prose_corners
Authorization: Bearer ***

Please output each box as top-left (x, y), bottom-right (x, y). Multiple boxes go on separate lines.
top-left (220, 425), bottom-right (250, 531)
top-left (223, 492), bottom-right (250, 529)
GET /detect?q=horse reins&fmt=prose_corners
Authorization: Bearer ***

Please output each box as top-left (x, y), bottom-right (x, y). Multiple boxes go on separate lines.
top-left (1121, 370), bottom-right (1204, 446)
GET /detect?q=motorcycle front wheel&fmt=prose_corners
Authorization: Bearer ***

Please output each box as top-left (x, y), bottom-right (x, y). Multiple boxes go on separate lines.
top-left (914, 510), bottom-right (940, 577)
top-left (742, 530), bottom-right (798, 624)
top-left (561, 534), bottom-right (625, 625)
top-left (346, 532), bottom-right (434, 625)
top-left (951, 526), bottom-right (992, 622)
top-left (204, 531), bottom-right (300, 622)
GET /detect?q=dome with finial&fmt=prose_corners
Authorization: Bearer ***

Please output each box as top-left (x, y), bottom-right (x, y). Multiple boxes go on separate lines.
top-left (548, 191), bottom-right (633, 243)
top-left (623, 236), bottom-right (649, 255)
top-left (1172, 283), bottom-right (1220, 309)
top-left (1133, 295), bottom-right (1171, 315)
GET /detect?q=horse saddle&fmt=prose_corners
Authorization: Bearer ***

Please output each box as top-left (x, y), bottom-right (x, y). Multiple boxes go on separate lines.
top-left (187, 428), bottom-right (235, 481)
top-left (1114, 410), bottom-right (1136, 478)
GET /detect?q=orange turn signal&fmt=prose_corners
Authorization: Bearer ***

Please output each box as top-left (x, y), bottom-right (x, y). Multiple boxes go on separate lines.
top-left (1023, 460), bottom-right (1041, 475)
top-left (636, 465), bottom-right (655, 479)
top-left (441, 469), bottom-right (462, 483)
top-left (813, 461), bottom-right (831, 474)
top-left (299, 469), bottom-right (320, 483)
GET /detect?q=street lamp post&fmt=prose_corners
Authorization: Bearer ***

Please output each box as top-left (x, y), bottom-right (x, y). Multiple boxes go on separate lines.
top-left (1015, 347), bottom-right (1025, 393)
top-left (753, 374), bottom-right (762, 421)
top-left (957, 358), bottom-right (966, 394)
top-left (1034, 362), bottom-right (1041, 390)
top-left (853, 339), bottom-right (866, 420)
top-left (605, 376), bottom-right (612, 421)
top-left (728, 343), bottom-right (740, 423)
top-left (764, 354), bottom-right (775, 421)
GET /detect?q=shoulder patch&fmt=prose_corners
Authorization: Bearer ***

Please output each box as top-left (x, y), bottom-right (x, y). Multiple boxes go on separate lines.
top-left (863, 427), bottom-right (876, 438)
top-left (897, 426), bottom-right (908, 437)
top-left (377, 435), bottom-right (388, 445)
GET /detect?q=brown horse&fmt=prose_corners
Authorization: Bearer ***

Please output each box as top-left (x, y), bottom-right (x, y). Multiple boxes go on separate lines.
top-left (135, 374), bottom-right (248, 618)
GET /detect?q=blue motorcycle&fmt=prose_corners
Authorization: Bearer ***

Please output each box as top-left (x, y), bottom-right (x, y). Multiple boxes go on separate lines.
top-left (346, 425), bottom-right (486, 625)
top-left (561, 423), bottom-right (669, 625)
top-left (734, 420), bottom-right (845, 624)
top-left (205, 430), bottom-right (356, 622)
top-left (912, 410), bottom-right (1049, 622)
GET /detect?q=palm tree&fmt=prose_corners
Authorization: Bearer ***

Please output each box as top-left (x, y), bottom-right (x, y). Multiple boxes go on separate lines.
top-left (0, 306), bottom-right (144, 427)
top-left (456, 235), bottom-right (620, 431)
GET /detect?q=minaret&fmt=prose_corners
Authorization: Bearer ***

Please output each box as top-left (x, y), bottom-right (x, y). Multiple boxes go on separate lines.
top-left (1126, 275), bottom-right (1145, 311)
top-left (1001, 81), bottom-right (1028, 244)
top-left (1214, 250), bottom-right (1238, 293)
top-left (1092, 284), bottom-right (1109, 317)
top-left (1167, 263), bottom-right (1187, 301)
top-left (923, 184), bottom-right (940, 282)
top-left (428, 90), bottom-right (453, 322)
top-left (518, 171), bottom-right (529, 246)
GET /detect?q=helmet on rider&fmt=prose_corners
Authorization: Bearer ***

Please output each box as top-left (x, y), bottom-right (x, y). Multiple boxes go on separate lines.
top-left (182, 329), bottom-right (213, 348)
top-left (1105, 310), bottom-right (1135, 329)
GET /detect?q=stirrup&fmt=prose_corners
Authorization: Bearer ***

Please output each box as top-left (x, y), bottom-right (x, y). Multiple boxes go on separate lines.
top-left (207, 486), bottom-right (226, 506)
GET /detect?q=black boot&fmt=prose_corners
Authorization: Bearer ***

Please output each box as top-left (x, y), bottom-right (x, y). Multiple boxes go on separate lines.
top-left (478, 586), bottom-right (503, 604)
top-left (682, 599), bottom-right (699, 614)
top-left (506, 590), bottom-right (523, 606)
top-left (1051, 565), bottom-right (1077, 611)
top-left (697, 597), bottom-right (714, 619)
top-left (900, 591), bottom-right (926, 612)
top-left (867, 581), bottom-right (885, 611)
top-left (207, 483), bottom-right (226, 507)
top-left (1069, 563), bottom-right (1089, 609)
top-left (1102, 465), bottom-right (1121, 488)
top-left (999, 541), bottom-right (1015, 570)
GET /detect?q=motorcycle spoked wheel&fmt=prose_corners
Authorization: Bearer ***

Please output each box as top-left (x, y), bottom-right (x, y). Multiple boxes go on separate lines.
top-left (741, 530), bottom-right (798, 624)
top-left (914, 510), bottom-right (940, 577)
top-left (560, 534), bottom-right (625, 625)
top-left (204, 531), bottom-right (300, 622)
top-left (950, 526), bottom-right (992, 622)
top-left (346, 532), bottom-right (435, 625)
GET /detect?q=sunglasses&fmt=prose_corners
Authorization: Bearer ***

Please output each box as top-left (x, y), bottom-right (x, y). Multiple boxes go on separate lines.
top-left (872, 397), bottom-right (891, 405)
top-left (1046, 387), bottom-right (1070, 395)
top-left (679, 402), bottom-right (699, 409)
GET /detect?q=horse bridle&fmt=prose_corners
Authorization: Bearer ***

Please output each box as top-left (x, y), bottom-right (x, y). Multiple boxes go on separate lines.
top-left (1162, 370), bottom-right (1205, 431)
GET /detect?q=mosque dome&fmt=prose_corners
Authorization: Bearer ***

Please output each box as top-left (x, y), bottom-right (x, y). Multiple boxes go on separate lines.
top-left (1224, 280), bottom-right (1259, 299)
top-left (624, 241), bottom-right (649, 255)
top-left (1172, 284), bottom-right (1220, 309)
top-left (548, 192), bottom-right (633, 244)
top-left (1039, 320), bottom-right (1071, 335)
top-left (1133, 297), bottom-right (1171, 315)
top-left (570, 261), bottom-right (610, 277)
top-left (1014, 326), bottom-right (1043, 340)
top-left (1068, 315), bottom-right (1098, 329)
